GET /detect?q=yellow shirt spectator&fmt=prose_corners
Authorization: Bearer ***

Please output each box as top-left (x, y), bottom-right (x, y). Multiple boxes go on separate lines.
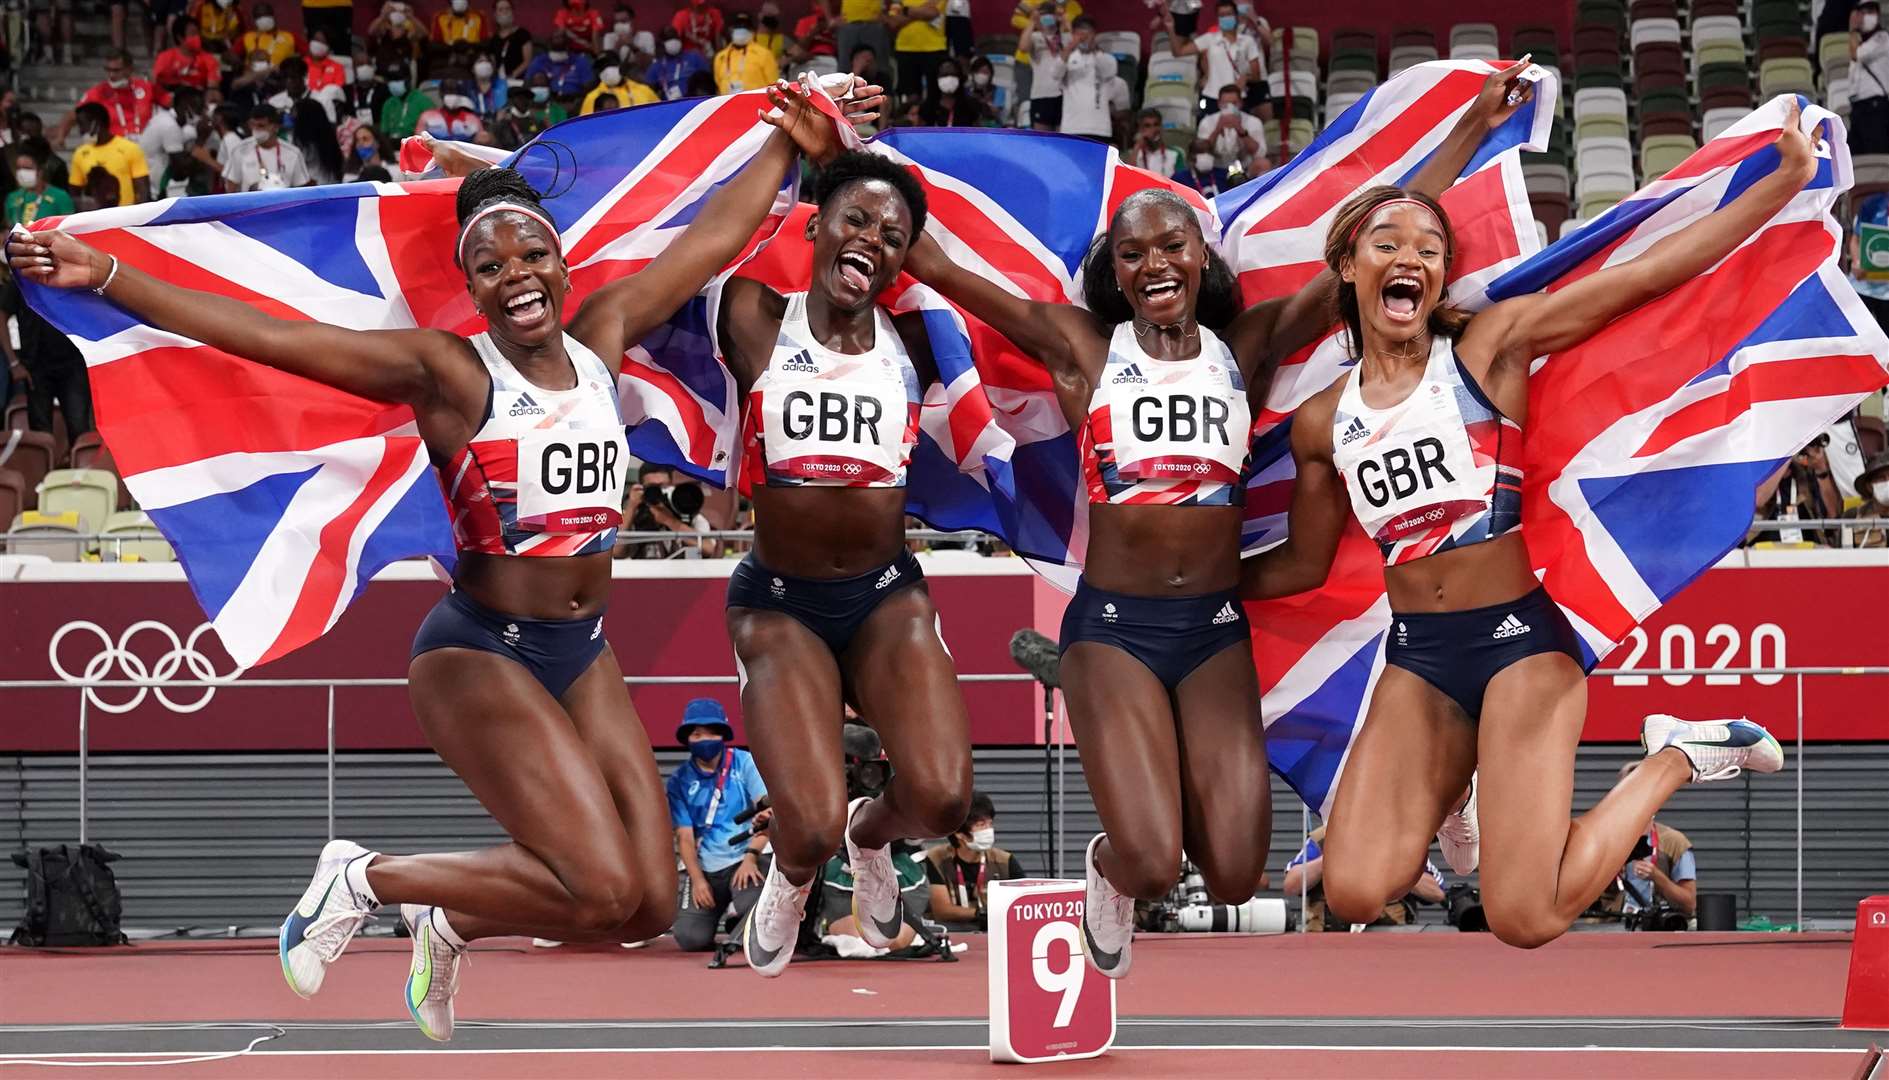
top-left (242, 27), bottom-right (300, 66)
top-left (756, 29), bottom-right (786, 56)
top-left (582, 79), bottom-right (659, 113)
top-left (433, 11), bottom-right (488, 45)
top-left (1011, 0), bottom-right (1081, 64)
top-left (72, 135), bottom-right (150, 207)
top-left (194, 1), bottom-right (242, 47)
top-left (840, 0), bottom-right (883, 22)
top-left (894, 3), bottom-right (946, 52)
top-left (713, 42), bottom-right (779, 94)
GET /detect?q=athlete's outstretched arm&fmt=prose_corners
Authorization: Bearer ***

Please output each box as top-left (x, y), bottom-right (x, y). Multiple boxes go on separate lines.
top-left (568, 83), bottom-right (844, 366)
top-left (902, 230), bottom-right (1103, 380)
top-left (1462, 97), bottom-right (1821, 369)
top-left (6, 228), bottom-right (459, 405)
top-left (1240, 389), bottom-right (1351, 600)
top-left (1222, 61), bottom-right (1538, 386)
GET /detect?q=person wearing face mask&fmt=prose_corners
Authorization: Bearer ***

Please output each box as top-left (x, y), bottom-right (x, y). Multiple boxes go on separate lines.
top-left (1163, 0), bottom-right (1264, 119)
top-left (916, 58), bottom-right (986, 126)
top-left (378, 61), bottom-right (436, 139)
top-left (303, 32), bottom-right (350, 102)
top-left (1017, 2), bottom-right (1069, 131)
top-left (467, 55), bottom-right (508, 117)
top-left (138, 84), bottom-right (199, 184)
top-left (924, 793), bottom-right (1025, 931)
top-left (224, 48), bottom-right (280, 117)
top-left (194, 0), bottom-right (245, 52)
top-left (554, 0), bottom-right (607, 53)
top-left (269, 57), bottom-right (341, 124)
top-left (1853, 1), bottom-right (1889, 155)
top-left (343, 52), bottom-right (391, 127)
top-left (714, 13), bottom-right (779, 95)
top-left (665, 700), bottom-right (772, 953)
top-left (151, 18), bottom-right (221, 91)
top-left (5, 147), bottom-right (75, 228)
top-left (343, 122), bottom-right (384, 180)
top-left (69, 102), bottom-right (153, 207)
top-left (964, 54), bottom-right (998, 110)
top-left (369, 0), bottom-right (428, 62)
top-left (524, 31), bottom-right (596, 99)
top-left (1055, 14), bottom-right (1117, 142)
top-left (241, 3), bottom-right (301, 66)
top-left (56, 48), bottom-right (172, 146)
top-left (301, 0), bottom-right (355, 57)
top-left (431, 0), bottom-right (488, 47)
top-left (1842, 451), bottom-right (1889, 547)
top-left (647, 28), bottom-right (708, 100)
top-left (1009, 0), bottom-right (1079, 81)
top-left (494, 75), bottom-right (568, 148)
top-left (417, 79), bottom-right (488, 141)
top-left (222, 103), bottom-right (311, 190)
top-left (1128, 107), bottom-right (1181, 179)
top-left (487, 0), bottom-right (533, 80)
top-left (1192, 82), bottom-right (1267, 175)
top-left (670, 0), bottom-right (725, 58)
top-left (602, 4), bottom-right (654, 64)
top-left (888, 0), bottom-right (947, 103)
top-left (581, 62), bottom-right (658, 113)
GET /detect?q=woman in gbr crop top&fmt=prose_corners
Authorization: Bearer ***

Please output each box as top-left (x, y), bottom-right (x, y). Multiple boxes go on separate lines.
top-left (713, 151), bottom-right (978, 978)
top-left (898, 62), bottom-right (1540, 980)
top-left (1239, 103), bottom-right (1816, 951)
top-left (8, 82), bottom-right (863, 1038)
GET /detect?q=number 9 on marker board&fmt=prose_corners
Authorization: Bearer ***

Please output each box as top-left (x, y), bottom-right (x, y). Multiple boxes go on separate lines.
top-left (987, 879), bottom-right (1117, 1064)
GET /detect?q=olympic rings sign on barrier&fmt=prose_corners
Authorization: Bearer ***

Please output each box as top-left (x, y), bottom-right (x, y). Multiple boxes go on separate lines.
top-left (48, 620), bottom-right (247, 714)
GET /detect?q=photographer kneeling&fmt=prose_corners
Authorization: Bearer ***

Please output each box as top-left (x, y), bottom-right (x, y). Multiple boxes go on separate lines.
top-left (1601, 760), bottom-right (1697, 929)
top-left (622, 462), bottom-right (720, 560)
top-left (924, 792), bottom-right (1027, 932)
top-left (667, 699), bottom-right (770, 952)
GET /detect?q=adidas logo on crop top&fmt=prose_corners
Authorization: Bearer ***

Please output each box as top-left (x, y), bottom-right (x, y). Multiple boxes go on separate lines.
top-left (1081, 321), bottom-right (1252, 506)
top-left (743, 292), bottom-right (922, 488)
top-left (443, 332), bottom-right (630, 557)
top-left (1329, 335), bottom-right (1522, 566)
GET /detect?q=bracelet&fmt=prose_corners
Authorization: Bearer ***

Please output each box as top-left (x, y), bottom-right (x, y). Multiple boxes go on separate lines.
top-left (92, 254), bottom-right (119, 296)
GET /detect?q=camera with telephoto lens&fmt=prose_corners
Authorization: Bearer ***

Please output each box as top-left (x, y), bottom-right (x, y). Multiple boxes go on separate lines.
top-left (1620, 836), bottom-right (1689, 931)
top-left (1146, 858), bottom-right (1287, 934)
top-left (633, 481), bottom-right (705, 531)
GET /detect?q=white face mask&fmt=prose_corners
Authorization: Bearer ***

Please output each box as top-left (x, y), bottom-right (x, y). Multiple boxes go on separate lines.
top-left (968, 828), bottom-right (995, 852)
top-left (254, 15), bottom-right (275, 31)
top-left (1194, 152), bottom-right (1215, 172)
top-left (496, 7), bottom-right (513, 26)
top-left (1874, 480), bottom-right (1889, 503)
top-left (664, 37), bottom-right (682, 54)
top-left (1868, 12), bottom-right (1882, 31)
top-left (548, 49), bottom-right (569, 61)
top-left (973, 70), bottom-right (991, 86)
top-left (473, 60), bottom-right (494, 79)
top-left (251, 60), bottom-right (271, 73)
top-left (14, 167), bottom-right (35, 188)
top-left (601, 65), bottom-right (622, 85)
top-left (388, 10), bottom-right (406, 25)
top-left (108, 76), bottom-right (130, 89)
top-left (730, 27), bottom-right (753, 45)
top-left (452, 0), bottom-right (468, 11)
top-left (615, 20), bottom-right (632, 34)
top-left (936, 75), bottom-right (960, 93)
top-left (309, 40), bottom-right (330, 58)
top-left (444, 94), bottom-right (472, 110)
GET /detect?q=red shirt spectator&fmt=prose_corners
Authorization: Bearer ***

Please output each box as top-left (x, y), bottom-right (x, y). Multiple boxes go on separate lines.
top-left (672, 0), bottom-right (724, 54)
top-left (306, 39), bottom-right (349, 95)
top-left (554, 0), bottom-right (608, 52)
top-left (152, 34), bottom-right (221, 90)
top-left (794, 1), bottom-right (836, 56)
top-left (79, 76), bottom-right (171, 139)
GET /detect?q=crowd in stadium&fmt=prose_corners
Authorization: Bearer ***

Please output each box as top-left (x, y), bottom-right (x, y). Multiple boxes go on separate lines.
top-left (1, 0), bottom-right (1886, 557)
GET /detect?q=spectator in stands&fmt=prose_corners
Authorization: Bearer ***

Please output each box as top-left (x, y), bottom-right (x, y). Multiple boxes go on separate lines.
top-left (379, 61), bottom-right (436, 136)
top-left (791, 0), bottom-right (838, 63)
top-left (966, 54), bottom-right (998, 112)
top-left (241, 3), bottom-right (300, 66)
top-left (1855, 1), bottom-right (1889, 155)
top-left (493, 76), bottom-right (568, 148)
top-left (1846, 452), bottom-right (1889, 547)
top-left (890, 0), bottom-right (948, 103)
top-left (838, 0), bottom-right (891, 88)
top-left (917, 58), bottom-right (988, 126)
top-left (1165, 0), bottom-right (1200, 38)
top-left (433, 0), bottom-right (489, 47)
top-left (1128, 107), bottom-right (1181, 178)
top-left (1610, 762), bottom-right (1698, 920)
top-left (753, 2), bottom-right (788, 58)
top-left (491, 0), bottom-right (534, 80)
top-left (1754, 434), bottom-right (1845, 545)
top-left (1163, 0), bottom-right (1263, 118)
top-left (270, 58), bottom-right (342, 124)
top-left (209, 102), bottom-right (246, 168)
top-left (924, 792), bottom-right (1027, 931)
top-left (943, 0), bottom-right (971, 60)
top-left (714, 12), bottom-right (779, 94)
top-left (667, 699), bottom-right (771, 952)
top-left (649, 28), bottom-right (710, 100)
top-left (1010, 0), bottom-right (1081, 95)
top-left (32, 0), bottom-right (77, 66)
top-left (0, 266), bottom-right (93, 439)
top-left (466, 54), bottom-right (508, 118)
top-left (193, 0), bottom-right (242, 53)
top-left (601, 6), bottom-right (657, 71)
top-left (56, 50), bottom-right (171, 145)
top-left (1284, 826), bottom-right (1446, 930)
top-left (621, 461), bottom-right (718, 558)
top-left (1058, 15), bottom-right (1120, 143)
top-left (225, 48), bottom-right (280, 116)
top-left (846, 43), bottom-right (889, 103)
top-left (152, 20), bottom-right (222, 91)
top-left (673, 0), bottom-right (726, 56)
top-left (366, 1), bottom-right (427, 68)
top-left (137, 85), bottom-right (190, 173)
top-left (289, 97), bottom-right (344, 183)
top-left (558, 0), bottom-right (608, 53)
top-left (1018, 1), bottom-right (1068, 131)
top-left (525, 32), bottom-right (596, 101)
top-left (223, 103), bottom-right (311, 190)
top-left (6, 145), bottom-right (76, 227)
top-left (303, 0), bottom-right (354, 56)
top-left (305, 33), bottom-right (350, 100)
top-left (583, 63), bottom-right (660, 113)
top-left (344, 123), bottom-right (388, 179)
top-left (70, 102), bottom-right (152, 206)
top-left (1194, 81), bottom-right (1267, 177)
top-left (344, 51), bottom-right (392, 127)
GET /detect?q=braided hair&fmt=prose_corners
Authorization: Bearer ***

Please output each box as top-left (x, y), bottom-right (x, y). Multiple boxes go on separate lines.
top-left (453, 166), bottom-right (560, 271)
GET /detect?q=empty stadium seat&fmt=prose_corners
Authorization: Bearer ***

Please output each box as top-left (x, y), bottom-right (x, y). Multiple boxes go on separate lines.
top-left (0, 470), bottom-right (22, 536)
top-left (1701, 106), bottom-right (1749, 140)
top-left (1629, 16), bottom-right (1681, 52)
top-left (1145, 53), bottom-right (1197, 91)
top-left (7, 510), bottom-right (83, 562)
top-left (1641, 133), bottom-right (1698, 179)
top-left (1450, 22), bottom-right (1500, 61)
top-left (38, 468), bottom-right (118, 536)
top-left (1271, 25), bottom-right (1319, 67)
top-left (1388, 45), bottom-right (1437, 75)
top-left (1096, 30), bottom-right (1142, 62)
top-left (1268, 68), bottom-right (1319, 103)
top-left (100, 510), bottom-right (174, 563)
top-left (0, 429), bottom-right (55, 511)
top-left (1759, 58), bottom-right (1816, 98)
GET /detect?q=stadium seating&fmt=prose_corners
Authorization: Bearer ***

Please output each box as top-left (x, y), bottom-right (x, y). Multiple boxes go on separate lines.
top-left (100, 510), bottom-right (175, 563)
top-left (1449, 23), bottom-right (1500, 61)
top-left (6, 509), bottom-right (84, 562)
top-left (0, 470), bottom-right (23, 535)
top-left (38, 468), bottom-right (118, 537)
top-left (0, 430), bottom-right (56, 512)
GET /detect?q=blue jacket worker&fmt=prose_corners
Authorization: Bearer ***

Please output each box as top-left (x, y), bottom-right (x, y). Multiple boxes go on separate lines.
top-left (666, 698), bottom-right (771, 951)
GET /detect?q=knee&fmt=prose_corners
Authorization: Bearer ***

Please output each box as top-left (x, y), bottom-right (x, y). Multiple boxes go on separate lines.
top-left (564, 867), bottom-right (644, 936)
top-left (1321, 869), bottom-right (1389, 928)
top-left (1483, 902), bottom-right (1564, 951)
top-left (1198, 856), bottom-right (1266, 905)
top-left (1105, 837), bottom-right (1182, 901)
top-left (671, 916), bottom-right (716, 952)
top-left (625, 887), bottom-right (678, 941)
top-left (896, 767), bottom-right (972, 840)
top-left (772, 805), bottom-right (846, 872)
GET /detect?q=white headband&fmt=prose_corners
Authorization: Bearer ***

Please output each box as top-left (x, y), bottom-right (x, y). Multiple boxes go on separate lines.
top-left (455, 200), bottom-right (562, 268)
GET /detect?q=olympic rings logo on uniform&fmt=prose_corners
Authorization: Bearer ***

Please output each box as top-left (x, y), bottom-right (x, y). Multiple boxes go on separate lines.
top-left (48, 620), bottom-right (246, 714)
top-left (843, 463), bottom-right (863, 476)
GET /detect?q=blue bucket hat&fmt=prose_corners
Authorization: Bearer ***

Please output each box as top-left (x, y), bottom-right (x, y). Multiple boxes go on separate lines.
top-left (675, 697), bottom-right (734, 743)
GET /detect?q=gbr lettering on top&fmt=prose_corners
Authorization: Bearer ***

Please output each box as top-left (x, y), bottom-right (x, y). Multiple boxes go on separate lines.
top-left (516, 429), bottom-right (628, 531)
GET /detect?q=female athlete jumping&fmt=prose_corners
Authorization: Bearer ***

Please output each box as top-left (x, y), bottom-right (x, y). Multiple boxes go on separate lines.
top-left (9, 83), bottom-right (864, 1036)
top-left (1238, 102), bottom-right (1812, 949)
top-left (901, 62), bottom-right (1536, 978)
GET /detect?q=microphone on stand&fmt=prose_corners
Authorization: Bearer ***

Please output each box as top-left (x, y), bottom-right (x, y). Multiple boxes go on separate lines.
top-left (1009, 629), bottom-right (1062, 874)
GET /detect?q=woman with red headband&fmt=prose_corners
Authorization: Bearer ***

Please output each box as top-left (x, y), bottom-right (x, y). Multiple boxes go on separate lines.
top-left (898, 62), bottom-right (1535, 980)
top-left (1240, 101), bottom-right (1815, 949)
top-left (8, 83), bottom-right (864, 1038)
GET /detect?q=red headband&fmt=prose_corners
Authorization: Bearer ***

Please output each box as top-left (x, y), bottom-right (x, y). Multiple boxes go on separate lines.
top-left (1346, 197), bottom-right (1442, 248)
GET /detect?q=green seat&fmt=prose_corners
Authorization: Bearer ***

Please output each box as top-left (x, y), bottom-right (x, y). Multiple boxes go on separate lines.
top-left (1576, 113), bottom-right (1630, 141)
top-left (1693, 40), bottom-right (1747, 71)
top-left (1640, 133), bottom-right (1698, 179)
top-left (1331, 49), bottom-right (1378, 74)
top-left (1760, 57), bottom-right (1816, 98)
top-left (1697, 62), bottom-right (1749, 94)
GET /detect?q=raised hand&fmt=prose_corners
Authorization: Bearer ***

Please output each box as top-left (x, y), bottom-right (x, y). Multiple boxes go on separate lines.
top-left (6, 228), bottom-right (110, 291)
top-left (1465, 56), bottom-right (1536, 132)
top-left (1774, 95), bottom-right (1823, 189)
top-left (761, 77), bottom-right (845, 166)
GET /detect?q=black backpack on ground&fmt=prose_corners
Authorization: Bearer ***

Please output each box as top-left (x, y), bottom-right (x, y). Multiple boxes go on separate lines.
top-left (10, 844), bottom-right (128, 946)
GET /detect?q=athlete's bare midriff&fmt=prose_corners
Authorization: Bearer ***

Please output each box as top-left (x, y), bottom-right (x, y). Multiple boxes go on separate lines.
top-left (1082, 502), bottom-right (1245, 595)
top-left (1382, 531), bottom-right (1538, 613)
top-left (453, 550), bottom-right (614, 619)
top-left (748, 484), bottom-right (911, 579)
